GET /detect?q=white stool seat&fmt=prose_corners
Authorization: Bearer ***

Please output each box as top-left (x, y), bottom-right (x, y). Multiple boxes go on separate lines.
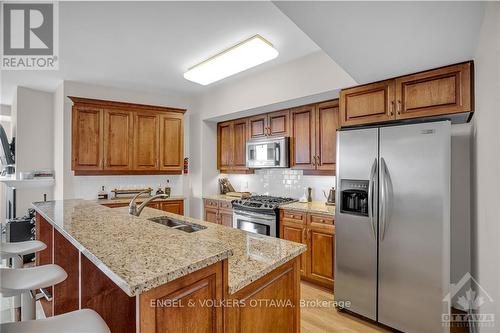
top-left (0, 265), bottom-right (68, 297)
top-left (0, 240), bottom-right (47, 259)
top-left (0, 309), bottom-right (111, 333)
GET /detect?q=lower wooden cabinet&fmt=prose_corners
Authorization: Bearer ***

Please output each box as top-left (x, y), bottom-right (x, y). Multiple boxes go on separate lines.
top-left (101, 199), bottom-right (184, 215)
top-left (280, 209), bottom-right (334, 289)
top-left (204, 198), bottom-right (233, 227)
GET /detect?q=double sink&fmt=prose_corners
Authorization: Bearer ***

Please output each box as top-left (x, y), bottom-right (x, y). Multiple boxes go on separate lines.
top-left (148, 216), bottom-right (207, 233)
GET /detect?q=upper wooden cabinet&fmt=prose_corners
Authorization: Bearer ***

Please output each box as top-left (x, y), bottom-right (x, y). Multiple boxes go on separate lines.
top-left (249, 110), bottom-right (290, 138)
top-left (340, 80), bottom-right (396, 127)
top-left (70, 97), bottom-right (185, 175)
top-left (72, 106), bottom-right (103, 171)
top-left (340, 61), bottom-right (474, 127)
top-left (290, 100), bottom-right (339, 174)
top-left (103, 110), bottom-right (133, 171)
top-left (217, 119), bottom-right (252, 173)
top-left (395, 62), bottom-right (473, 119)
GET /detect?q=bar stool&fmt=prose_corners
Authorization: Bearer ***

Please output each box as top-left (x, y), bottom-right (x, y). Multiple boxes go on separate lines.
top-left (0, 265), bottom-right (68, 321)
top-left (0, 308), bottom-right (111, 333)
top-left (1, 240), bottom-right (47, 318)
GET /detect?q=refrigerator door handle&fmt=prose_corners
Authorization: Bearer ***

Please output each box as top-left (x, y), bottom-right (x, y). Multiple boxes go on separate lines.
top-left (368, 158), bottom-right (377, 240)
top-left (380, 157), bottom-right (391, 241)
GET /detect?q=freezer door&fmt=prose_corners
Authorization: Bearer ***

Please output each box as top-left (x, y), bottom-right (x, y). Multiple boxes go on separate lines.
top-left (335, 127), bottom-right (378, 321)
top-left (378, 121), bottom-right (450, 333)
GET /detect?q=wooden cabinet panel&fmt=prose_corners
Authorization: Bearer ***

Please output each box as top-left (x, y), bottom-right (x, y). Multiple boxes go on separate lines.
top-left (36, 214), bottom-right (54, 317)
top-left (81, 255), bottom-right (136, 333)
top-left (140, 261), bottom-right (224, 333)
top-left (72, 107), bottom-right (103, 170)
top-left (340, 80), bottom-right (396, 127)
top-left (315, 101), bottom-right (339, 172)
top-left (291, 105), bottom-right (316, 170)
top-left (395, 62), bottom-right (473, 119)
top-left (232, 119), bottom-right (248, 170)
top-left (204, 207), bottom-right (219, 224)
top-left (103, 110), bottom-right (133, 170)
top-left (248, 114), bottom-right (267, 138)
top-left (160, 200), bottom-right (184, 215)
top-left (307, 221), bottom-right (334, 289)
top-left (217, 121), bottom-right (233, 170)
top-left (159, 113), bottom-right (183, 172)
top-left (280, 221), bottom-right (307, 277)
top-left (133, 113), bottom-right (159, 170)
top-left (268, 110), bottom-right (290, 137)
top-left (219, 209), bottom-right (233, 227)
top-left (53, 229), bottom-right (79, 315)
top-left (219, 200), bottom-right (232, 210)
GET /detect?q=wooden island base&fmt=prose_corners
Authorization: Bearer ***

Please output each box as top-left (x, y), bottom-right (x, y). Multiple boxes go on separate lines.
top-left (37, 214), bottom-right (301, 333)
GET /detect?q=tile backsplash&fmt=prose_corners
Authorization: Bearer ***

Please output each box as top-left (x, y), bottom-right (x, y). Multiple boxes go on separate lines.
top-left (224, 169), bottom-right (335, 201)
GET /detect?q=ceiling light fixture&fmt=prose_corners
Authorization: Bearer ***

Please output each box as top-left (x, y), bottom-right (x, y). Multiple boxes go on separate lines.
top-left (184, 35), bottom-right (279, 85)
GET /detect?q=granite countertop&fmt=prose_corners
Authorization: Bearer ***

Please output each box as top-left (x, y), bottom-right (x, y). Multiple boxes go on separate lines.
top-left (96, 195), bottom-right (185, 205)
top-left (203, 194), bottom-right (238, 202)
top-left (32, 200), bottom-right (306, 297)
top-left (280, 201), bottom-right (335, 216)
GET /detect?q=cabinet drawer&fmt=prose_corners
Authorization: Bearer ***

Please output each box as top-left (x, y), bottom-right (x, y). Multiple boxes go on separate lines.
top-left (219, 200), bottom-right (233, 210)
top-left (309, 214), bottom-right (334, 225)
top-left (204, 199), bottom-right (219, 209)
top-left (282, 210), bottom-right (306, 223)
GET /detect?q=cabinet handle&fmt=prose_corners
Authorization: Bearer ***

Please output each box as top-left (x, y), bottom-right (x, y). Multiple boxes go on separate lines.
top-left (390, 101), bottom-right (395, 116)
top-left (303, 228), bottom-right (306, 241)
top-left (316, 155), bottom-right (320, 166)
top-left (397, 100), bottom-right (402, 115)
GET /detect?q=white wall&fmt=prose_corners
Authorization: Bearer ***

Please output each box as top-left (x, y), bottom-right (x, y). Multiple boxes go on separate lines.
top-left (189, 51), bottom-right (355, 218)
top-left (56, 81), bottom-right (193, 208)
top-left (471, 3), bottom-right (500, 331)
top-left (12, 87), bottom-right (54, 215)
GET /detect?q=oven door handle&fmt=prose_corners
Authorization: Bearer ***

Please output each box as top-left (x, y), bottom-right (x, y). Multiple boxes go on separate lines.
top-left (233, 210), bottom-right (276, 221)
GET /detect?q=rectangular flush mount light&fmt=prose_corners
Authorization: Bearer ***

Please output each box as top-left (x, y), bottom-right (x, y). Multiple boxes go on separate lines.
top-left (184, 35), bottom-right (278, 85)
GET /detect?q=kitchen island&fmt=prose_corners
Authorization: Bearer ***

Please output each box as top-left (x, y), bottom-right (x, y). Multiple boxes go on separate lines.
top-left (32, 200), bottom-right (306, 333)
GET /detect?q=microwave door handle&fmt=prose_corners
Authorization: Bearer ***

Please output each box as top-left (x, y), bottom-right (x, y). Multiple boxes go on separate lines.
top-left (275, 144), bottom-right (280, 165)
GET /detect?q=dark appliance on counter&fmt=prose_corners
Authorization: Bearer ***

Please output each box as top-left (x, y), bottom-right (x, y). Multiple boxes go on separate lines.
top-left (232, 195), bottom-right (297, 237)
top-left (5, 209), bottom-right (37, 264)
top-left (0, 124), bottom-right (15, 175)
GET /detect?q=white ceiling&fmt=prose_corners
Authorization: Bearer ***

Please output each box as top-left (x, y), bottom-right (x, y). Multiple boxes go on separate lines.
top-left (274, 1), bottom-right (485, 84)
top-left (1, 1), bottom-right (320, 105)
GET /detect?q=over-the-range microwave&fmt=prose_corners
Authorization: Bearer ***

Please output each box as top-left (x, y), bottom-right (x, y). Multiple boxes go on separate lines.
top-left (246, 136), bottom-right (289, 168)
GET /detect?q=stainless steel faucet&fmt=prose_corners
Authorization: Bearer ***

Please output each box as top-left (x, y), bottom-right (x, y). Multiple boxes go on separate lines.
top-left (128, 190), bottom-right (169, 216)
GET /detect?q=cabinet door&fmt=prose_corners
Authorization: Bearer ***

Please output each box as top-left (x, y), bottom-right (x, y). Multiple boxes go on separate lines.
top-left (290, 105), bottom-right (316, 170)
top-left (248, 114), bottom-right (268, 138)
top-left (232, 119), bottom-right (249, 171)
top-left (268, 110), bottom-right (290, 137)
top-left (217, 121), bottom-right (233, 171)
top-left (133, 113), bottom-right (159, 170)
top-left (159, 113), bottom-right (183, 173)
top-left (307, 221), bottom-right (334, 288)
top-left (280, 218), bottom-right (307, 276)
top-left (340, 80), bottom-right (396, 127)
top-left (395, 62), bottom-right (473, 120)
top-left (72, 107), bottom-right (103, 171)
top-left (315, 100), bottom-right (339, 172)
top-left (103, 110), bottom-right (133, 171)
top-left (160, 200), bottom-right (184, 215)
top-left (204, 207), bottom-right (219, 224)
top-left (219, 209), bottom-right (233, 227)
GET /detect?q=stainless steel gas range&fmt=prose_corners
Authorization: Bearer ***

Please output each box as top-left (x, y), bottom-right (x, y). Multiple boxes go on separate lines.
top-left (232, 195), bottom-right (297, 237)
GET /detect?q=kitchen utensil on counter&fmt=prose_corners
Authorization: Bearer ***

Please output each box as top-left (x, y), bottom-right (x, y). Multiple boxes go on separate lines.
top-left (111, 188), bottom-right (152, 200)
top-left (98, 186), bottom-right (109, 200)
top-left (219, 177), bottom-right (235, 194)
top-left (225, 192), bottom-right (251, 198)
top-left (307, 187), bottom-right (312, 203)
top-left (164, 179), bottom-right (171, 196)
top-left (323, 187), bottom-right (336, 206)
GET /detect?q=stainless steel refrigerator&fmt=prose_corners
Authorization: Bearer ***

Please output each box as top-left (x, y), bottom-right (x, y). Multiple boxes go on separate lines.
top-left (335, 121), bottom-right (451, 333)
